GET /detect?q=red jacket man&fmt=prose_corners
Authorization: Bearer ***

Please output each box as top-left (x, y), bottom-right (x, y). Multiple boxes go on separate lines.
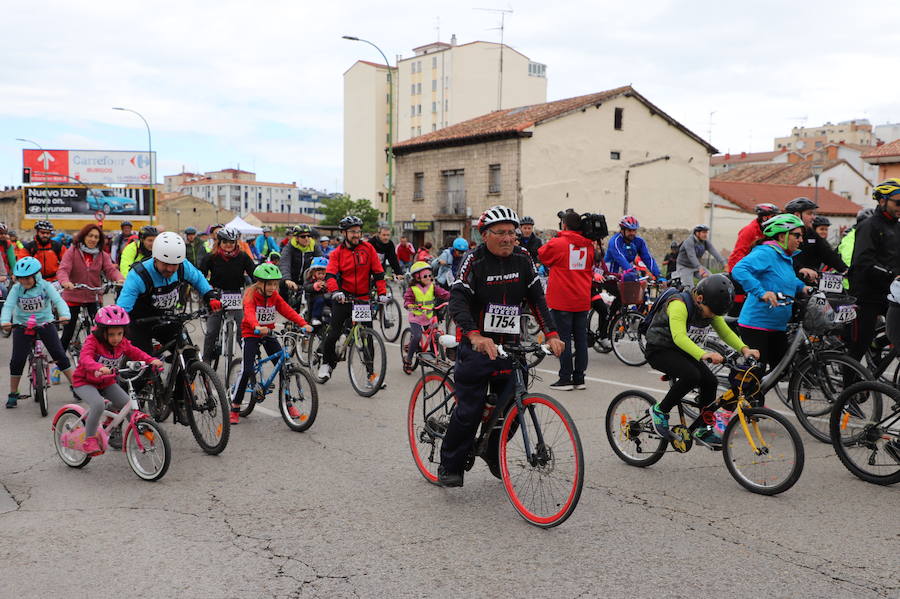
top-left (538, 229), bottom-right (594, 312)
top-left (727, 203), bottom-right (778, 272)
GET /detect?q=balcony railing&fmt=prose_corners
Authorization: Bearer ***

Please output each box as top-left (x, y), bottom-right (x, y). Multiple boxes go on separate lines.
top-left (437, 190), bottom-right (466, 215)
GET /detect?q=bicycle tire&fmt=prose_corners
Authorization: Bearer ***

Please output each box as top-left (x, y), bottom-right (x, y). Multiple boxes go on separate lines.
top-left (605, 390), bottom-right (667, 467)
top-left (184, 361), bottom-right (230, 455)
top-left (139, 372), bottom-right (171, 423)
top-left (227, 358), bottom-right (257, 417)
top-left (348, 328), bottom-right (386, 397)
top-left (307, 331), bottom-right (329, 383)
top-left (279, 364), bottom-right (318, 432)
top-left (587, 309), bottom-right (612, 354)
top-left (789, 352), bottom-right (874, 443)
top-left (31, 357), bottom-right (49, 417)
top-left (68, 319), bottom-right (88, 366)
top-left (499, 393), bottom-right (584, 527)
top-left (379, 299), bottom-right (402, 342)
top-left (610, 311), bottom-right (647, 367)
top-left (400, 328), bottom-right (418, 371)
top-left (223, 318), bottom-right (236, 388)
top-left (53, 409), bottom-right (91, 468)
top-left (722, 407), bottom-right (804, 495)
top-left (519, 314), bottom-right (546, 369)
top-left (829, 381), bottom-right (899, 485)
top-left (125, 417), bottom-right (171, 482)
top-left (407, 370), bottom-right (456, 484)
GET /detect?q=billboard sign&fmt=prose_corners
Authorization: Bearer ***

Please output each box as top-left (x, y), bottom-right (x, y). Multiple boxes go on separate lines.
top-left (23, 149), bottom-right (156, 185)
top-left (24, 186), bottom-right (154, 220)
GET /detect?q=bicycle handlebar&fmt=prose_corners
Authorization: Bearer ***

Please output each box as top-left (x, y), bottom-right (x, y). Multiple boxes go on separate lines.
top-left (133, 309), bottom-right (210, 326)
top-left (496, 343), bottom-right (552, 359)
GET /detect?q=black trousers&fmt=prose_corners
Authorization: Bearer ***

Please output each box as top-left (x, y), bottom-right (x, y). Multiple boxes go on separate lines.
top-left (646, 347), bottom-right (717, 415)
top-left (846, 298), bottom-right (887, 362)
top-left (321, 301), bottom-right (373, 368)
top-left (230, 335), bottom-right (283, 409)
top-left (60, 302), bottom-right (98, 351)
top-left (737, 326), bottom-right (788, 373)
top-left (439, 343), bottom-right (513, 474)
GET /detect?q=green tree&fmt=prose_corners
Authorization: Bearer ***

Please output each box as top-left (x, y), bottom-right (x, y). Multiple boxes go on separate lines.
top-left (320, 195), bottom-right (381, 232)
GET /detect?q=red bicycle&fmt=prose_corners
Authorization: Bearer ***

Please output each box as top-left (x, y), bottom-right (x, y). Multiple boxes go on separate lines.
top-left (400, 302), bottom-right (449, 373)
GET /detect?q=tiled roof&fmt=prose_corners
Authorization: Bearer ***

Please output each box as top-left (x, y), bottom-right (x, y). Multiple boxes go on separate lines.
top-left (393, 86), bottom-right (716, 155)
top-left (710, 181), bottom-right (861, 216)
top-left (246, 212), bottom-right (317, 225)
top-left (179, 179), bottom-right (296, 189)
top-left (713, 160), bottom-right (851, 185)
top-left (710, 150), bottom-right (785, 166)
top-left (862, 139), bottom-right (900, 162)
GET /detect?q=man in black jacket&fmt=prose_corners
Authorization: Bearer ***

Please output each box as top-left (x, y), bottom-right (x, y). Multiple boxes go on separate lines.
top-left (368, 227), bottom-right (403, 276)
top-left (847, 179), bottom-right (900, 361)
top-left (517, 216), bottom-right (542, 263)
top-left (784, 197), bottom-right (847, 280)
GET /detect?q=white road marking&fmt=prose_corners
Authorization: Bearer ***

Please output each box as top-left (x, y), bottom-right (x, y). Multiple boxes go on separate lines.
top-left (254, 405), bottom-right (280, 418)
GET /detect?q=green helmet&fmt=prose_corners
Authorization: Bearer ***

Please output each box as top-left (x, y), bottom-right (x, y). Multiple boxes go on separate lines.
top-left (253, 263), bottom-right (282, 280)
top-left (761, 214), bottom-right (804, 238)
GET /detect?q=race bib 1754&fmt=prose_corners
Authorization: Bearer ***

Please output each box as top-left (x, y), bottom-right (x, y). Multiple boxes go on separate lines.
top-left (483, 303), bottom-right (520, 335)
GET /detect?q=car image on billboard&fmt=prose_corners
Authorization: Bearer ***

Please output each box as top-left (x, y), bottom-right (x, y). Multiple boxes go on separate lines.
top-left (86, 189), bottom-right (136, 214)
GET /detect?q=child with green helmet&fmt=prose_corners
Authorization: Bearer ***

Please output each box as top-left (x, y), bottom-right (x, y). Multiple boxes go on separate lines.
top-left (228, 263), bottom-right (313, 425)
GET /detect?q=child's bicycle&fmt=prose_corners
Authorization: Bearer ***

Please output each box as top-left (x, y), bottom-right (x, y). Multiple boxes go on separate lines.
top-left (51, 361), bottom-right (171, 481)
top-left (408, 337), bottom-right (585, 528)
top-left (228, 325), bottom-right (319, 432)
top-left (399, 302), bottom-right (449, 373)
top-left (605, 356), bottom-right (805, 495)
top-left (13, 316), bottom-right (60, 417)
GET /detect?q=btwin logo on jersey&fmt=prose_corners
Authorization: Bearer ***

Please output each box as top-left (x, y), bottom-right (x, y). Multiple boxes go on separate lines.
top-left (485, 272), bottom-right (520, 283)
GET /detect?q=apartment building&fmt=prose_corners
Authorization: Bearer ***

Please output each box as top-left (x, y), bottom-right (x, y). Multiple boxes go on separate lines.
top-left (343, 36), bottom-right (547, 223)
top-left (774, 119), bottom-right (874, 151)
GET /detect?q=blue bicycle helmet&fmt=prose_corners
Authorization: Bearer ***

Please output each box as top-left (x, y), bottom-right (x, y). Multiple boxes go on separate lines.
top-left (310, 257), bottom-right (329, 269)
top-left (14, 256), bottom-right (41, 278)
top-left (452, 237), bottom-right (469, 251)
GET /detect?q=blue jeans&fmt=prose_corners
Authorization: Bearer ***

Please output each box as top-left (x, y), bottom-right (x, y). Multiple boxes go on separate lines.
top-left (552, 309), bottom-right (588, 383)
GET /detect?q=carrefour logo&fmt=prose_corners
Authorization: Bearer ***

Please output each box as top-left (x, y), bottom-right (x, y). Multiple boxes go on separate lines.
top-left (131, 154), bottom-right (151, 169)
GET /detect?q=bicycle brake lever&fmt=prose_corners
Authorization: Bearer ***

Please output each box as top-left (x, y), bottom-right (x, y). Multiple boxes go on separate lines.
top-left (496, 345), bottom-right (508, 359)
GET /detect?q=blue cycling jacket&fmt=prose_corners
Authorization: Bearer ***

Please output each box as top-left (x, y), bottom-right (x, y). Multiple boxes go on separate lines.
top-left (731, 242), bottom-right (806, 331)
top-left (605, 233), bottom-right (660, 280)
top-left (117, 257), bottom-right (212, 314)
top-left (0, 274), bottom-right (70, 325)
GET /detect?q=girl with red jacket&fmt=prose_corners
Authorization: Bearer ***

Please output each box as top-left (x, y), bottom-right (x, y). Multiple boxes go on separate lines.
top-left (229, 263), bottom-right (313, 425)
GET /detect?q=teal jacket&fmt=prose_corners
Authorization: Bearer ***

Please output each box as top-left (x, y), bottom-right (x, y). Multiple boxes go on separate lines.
top-left (1, 273), bottom-right (70, 325)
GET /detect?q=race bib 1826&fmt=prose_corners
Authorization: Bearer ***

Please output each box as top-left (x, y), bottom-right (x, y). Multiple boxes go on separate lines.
top-left (256, 305), bottom-right (276, 326)
top-left (483, 303), bottom-right (520, 335)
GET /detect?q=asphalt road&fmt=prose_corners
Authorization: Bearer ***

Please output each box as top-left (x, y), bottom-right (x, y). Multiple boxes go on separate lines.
top-left (0, 320), bottom-right (897, 598)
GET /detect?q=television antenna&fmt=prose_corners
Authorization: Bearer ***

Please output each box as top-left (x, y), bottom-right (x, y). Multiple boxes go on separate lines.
top-left (475, 7), bottom-right (513, 110)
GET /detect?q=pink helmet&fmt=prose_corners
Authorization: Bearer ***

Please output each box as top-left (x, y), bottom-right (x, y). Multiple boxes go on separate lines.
top-left (95, 305), bottom-right (130, 327)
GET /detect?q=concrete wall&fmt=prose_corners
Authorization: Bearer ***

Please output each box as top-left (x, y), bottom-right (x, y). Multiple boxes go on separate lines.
top-left (157, 196), bottom-right (234, 234)
top-left (877, 163), bottom-right (900, 182)
top-left (519, 95), bottom-right (711, 232)
top-left (794, 162), bottom-right (873, 208)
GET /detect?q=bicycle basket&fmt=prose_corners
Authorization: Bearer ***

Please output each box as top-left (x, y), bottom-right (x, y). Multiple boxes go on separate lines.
top-left (618, 280), bottom-right (646, 305)
top-left (727, 364), bottom-right (765, 408)
top-left (803, 292), bottom-right (857, 335)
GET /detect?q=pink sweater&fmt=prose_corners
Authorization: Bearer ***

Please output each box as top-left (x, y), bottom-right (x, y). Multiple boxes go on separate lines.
top-left (57, 248), bottom-right (123, 305)
top-left (403, 282), bottom-right (450, 326)
top-left (72, 334), bottom-right (155, 388)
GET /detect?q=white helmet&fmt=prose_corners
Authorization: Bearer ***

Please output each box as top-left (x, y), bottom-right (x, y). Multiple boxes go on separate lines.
top-left (152, 231), bottom-right (186, 265)
top-left (477, 205), bottom-right (520, 233)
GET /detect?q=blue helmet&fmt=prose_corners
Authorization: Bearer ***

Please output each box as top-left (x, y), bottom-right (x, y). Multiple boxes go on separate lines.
top-left (14, 256), bottom-right (41, 278)
top-left (310, 257), bottom-right (329, 269)
top-left (452, 237), bottom-right (469, 252)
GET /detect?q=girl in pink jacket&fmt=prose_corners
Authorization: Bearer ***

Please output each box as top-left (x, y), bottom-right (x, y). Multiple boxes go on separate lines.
top-left (72, 305), bottom-right (162, 456)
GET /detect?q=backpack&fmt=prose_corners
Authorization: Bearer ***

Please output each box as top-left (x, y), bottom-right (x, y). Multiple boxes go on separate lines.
top-left (638, 287), bottom-right (694, 336)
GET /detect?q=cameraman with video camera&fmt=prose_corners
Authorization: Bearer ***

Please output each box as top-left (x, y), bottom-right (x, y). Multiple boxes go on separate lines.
top-left (538, 209), bottom-right (608, 390)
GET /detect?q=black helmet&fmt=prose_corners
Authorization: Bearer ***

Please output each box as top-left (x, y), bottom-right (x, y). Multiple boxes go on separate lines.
top-left (784, 197), bottom-right (818, 214)
top-left (670, 241), bottom-right (679, 249)
top-left (121, 220), bottom-right (133, 228)
top-left (856, 207), bottom-right (875, 223)
top-left (693, 224), bottom-right (710, 233)
top-left (694, 274), bottom-right (734, 316)
top-left (216, 227), bottom-right (240, 241)
top-left (754, 203), bottom-right (779, 217)
top-left (339, 215), bottom-right (363, 230)
top-left (34, 220), bottom-right (53, 232)
top-left (520, 216), bottom-right (535, 225)
top-left (139, 225), bottom-right (158, 240)
top-left (812, 215), bottom-right (831, 228)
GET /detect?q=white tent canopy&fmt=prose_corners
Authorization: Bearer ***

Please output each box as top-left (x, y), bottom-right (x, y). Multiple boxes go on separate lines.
top-left (223, 216), bottom-right (262, 236)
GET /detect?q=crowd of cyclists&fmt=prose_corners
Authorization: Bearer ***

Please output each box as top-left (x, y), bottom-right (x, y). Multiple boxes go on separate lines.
top-left (1, 176), bottom-right (898, 519)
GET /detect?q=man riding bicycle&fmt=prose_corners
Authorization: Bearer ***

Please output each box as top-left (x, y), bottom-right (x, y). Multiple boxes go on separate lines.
top-left (117, 231), bottom-right (222, 355)
top-left (317, 215), bottom-right (390, 382)
top-left (437, 205), bottom-right (564, 488)
top-left (605, 216), bottom-right (660, 281)
top-left (368, 227), bottom-right (404, 276)
top-left (25, 220), bottom-right (66, 283)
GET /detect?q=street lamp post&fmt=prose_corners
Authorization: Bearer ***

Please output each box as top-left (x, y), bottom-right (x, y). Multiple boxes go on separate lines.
top-left (343, 35), bottom-right (394, 229)
top-left (16, 138), bottom-right (48, 219)
top-left (811, 161), bottom-right (824, 206)
top-left (112, 107), bottom-right (154, 225)
top-left (176, 209), bottom-right (181, 232)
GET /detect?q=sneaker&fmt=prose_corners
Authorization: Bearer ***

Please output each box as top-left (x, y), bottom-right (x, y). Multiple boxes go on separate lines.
top-left (884, 439), bottom-right (900, 464)
top-left (287, 405), bottom-right (302, 419)
top-left (549, 379), bottom-right (574, 391)
top-left (437, 466), bottom-right (464, 487)
top-left (649, 403), bottom-right (676, 441)
top-left (6, 393), bottom-right (18, 409)
top-left (229, 411), bottom-right (240, 425)
top-left (693, 425), bottom-right (723, 449)
top-left (82, 436), bottom-right (104, 457)
top-left (573, 379), bottom-right (586, 390)
top-left (367, 372), bottom-right (379, 388)
top-left (402, 360), bottom-right (413, 375)
top-left (598, 339), bottom-right (612, 351)
top-left (317, 364), bottom-right (332, 381)
top-left (311, 319), bottom-right (322, 326)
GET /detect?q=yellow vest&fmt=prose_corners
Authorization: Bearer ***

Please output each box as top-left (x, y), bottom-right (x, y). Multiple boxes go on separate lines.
top-left (411, 283), bottom-right (435, 317)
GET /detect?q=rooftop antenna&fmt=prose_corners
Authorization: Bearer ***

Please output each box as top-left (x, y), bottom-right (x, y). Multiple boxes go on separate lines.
top-left (435, 16), bottom-right (440, 41)
top-left (788, 115), bottom-right (809, 128)
top-left (708, 110), bottom-right (716, 145)
top-left (475, 7), bottom-right (513, 110)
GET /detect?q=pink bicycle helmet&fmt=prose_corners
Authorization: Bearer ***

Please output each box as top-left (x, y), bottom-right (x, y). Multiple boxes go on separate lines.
top-left (619, 215), bottom-right (640, 230)
top-left (95, 305), bottom-right (130, 327)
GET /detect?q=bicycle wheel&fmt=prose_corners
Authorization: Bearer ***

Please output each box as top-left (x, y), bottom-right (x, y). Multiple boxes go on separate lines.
top-left (399, 328), bottom-right (418, 371)
top-left (722, 407), bottom-right (804, 495)
top-left (31, 357), bottom-right (49, 417)
top-left (307, 331), bottom-right (328, 384)
top-left (407, 370), bottom-right (455, 483)
top-left (610, 311), bottom-right (647, 367)
top-left (605, 390), bottom-right (667, 467)
top-left (53, 409), bottom-right (91, 468)
top-left (125, 418), bottom-right (171, 482)
top-left (830, 381), bottom-right (899, 485)
top-left (227, 358), bottom-right (257, 417)
top-left (789, 353), bottom-right (874, 443)
top-left (67, 320), bottom-right (88, 366)
top-left (184, 361), bottom-right (230, 455)
top-left (587, 309), bottom-right (611, 354)
top-left (138, 372), bottom-right (171, 423)
top-left (519, 314), bottom-right (546, 369)
top-left (379, 299), bottom-right (402, 342)
top-left (222, 319), bottom-right (236, 387)
top-left (279, 364), bottom-right (319, 432)
top-left (499, 393), bottom-right (584, 528)
top-left (348, 328), bottom-right (386, 397)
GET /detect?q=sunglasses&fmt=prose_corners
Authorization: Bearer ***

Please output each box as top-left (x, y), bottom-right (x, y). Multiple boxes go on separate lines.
top-left (789, 232), bottom-right (803, 239)
top-left (296, 234), bottom-right (310, 239)
top-left (419, 274), bottom-right (433, 279)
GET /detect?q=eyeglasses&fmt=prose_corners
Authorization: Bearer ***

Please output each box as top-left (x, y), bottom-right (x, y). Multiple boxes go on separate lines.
top-left (789, 232), bottom-right (803, 239)
top-left (296, 234), bottom-right (310, 239)
top-left (488, 230), bottom-right (517, 238)
top-left (419, 274), bottom-right (433, 279)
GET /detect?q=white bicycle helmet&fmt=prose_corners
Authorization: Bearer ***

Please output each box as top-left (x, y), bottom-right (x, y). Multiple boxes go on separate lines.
top-left (477, 205), bottom-right (520, 233)
top-left (152, 231), bottom-right (186, 264)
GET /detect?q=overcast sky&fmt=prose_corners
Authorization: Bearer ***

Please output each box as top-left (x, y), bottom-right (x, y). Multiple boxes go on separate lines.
top-left (2, 0), bottom-right (898, 193)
